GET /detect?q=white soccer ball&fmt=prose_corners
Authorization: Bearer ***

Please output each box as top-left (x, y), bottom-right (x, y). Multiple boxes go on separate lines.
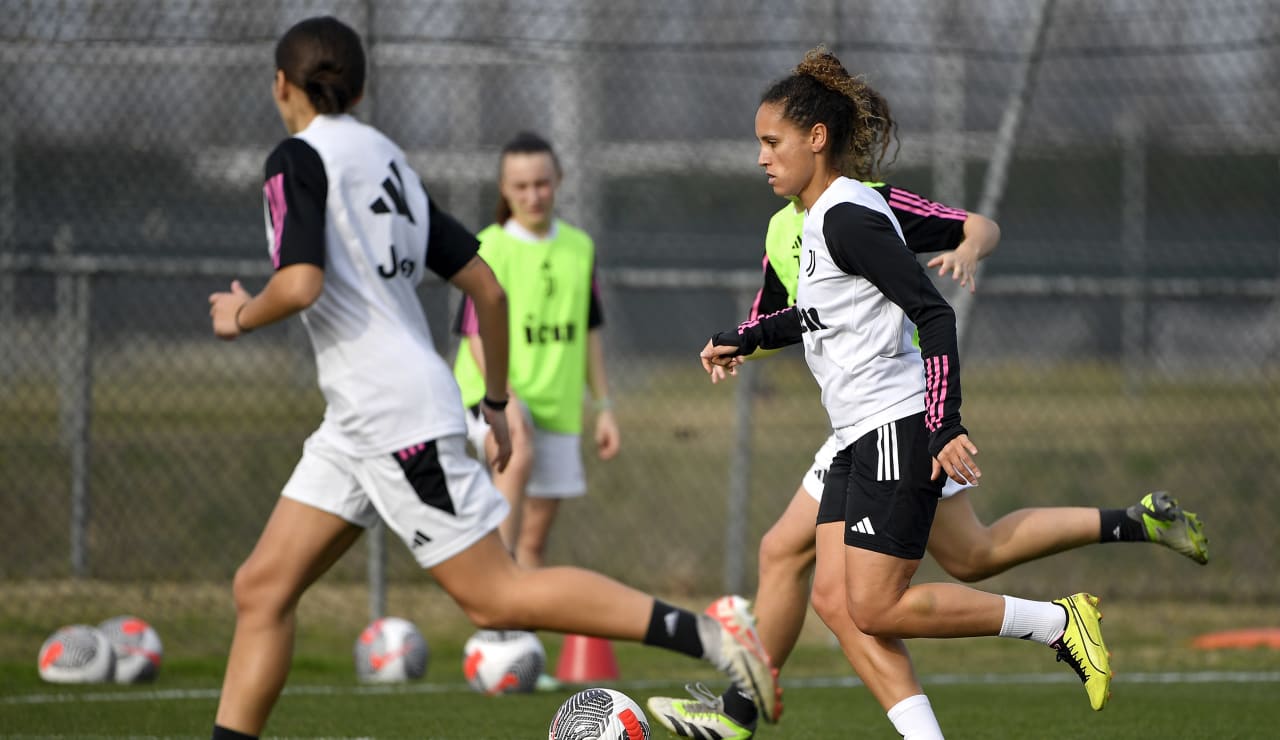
top-left (353, 616), bottom-right (429, 683)
top-left (98, 615), bottom-right (163, 684)
top-left (37, 624), bottom-right (115, 684)
top-left (548, 687), bottom-right (651, 740)
top-left (462, 629), bottom-right (546, 695)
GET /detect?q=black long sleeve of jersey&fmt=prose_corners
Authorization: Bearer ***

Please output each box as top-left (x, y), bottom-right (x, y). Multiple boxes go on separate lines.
top-left (712, 305), bottom-right (803, 356)
top-left (823, 202), bottom-right (966, 456)
top-left (870, 184), bottom-right (968, 255)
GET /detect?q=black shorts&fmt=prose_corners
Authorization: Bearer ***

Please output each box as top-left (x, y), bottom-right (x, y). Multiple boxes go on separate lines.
top-left (815, 411), bottom-right (943, 559)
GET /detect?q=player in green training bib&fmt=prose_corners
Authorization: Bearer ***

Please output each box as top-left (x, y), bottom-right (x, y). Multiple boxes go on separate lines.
top-left (453, 131), bottom-right (620, 570)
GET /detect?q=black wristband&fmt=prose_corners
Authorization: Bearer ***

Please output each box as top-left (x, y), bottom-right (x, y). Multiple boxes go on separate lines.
top-left (482, 396), bottom-right (509, 411)
top-left (234, 303), bottom-right (252, 333)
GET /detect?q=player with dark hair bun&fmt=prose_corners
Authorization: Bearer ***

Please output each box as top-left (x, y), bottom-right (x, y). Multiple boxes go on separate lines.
top-left (205, 17), bottom-right (778, 740)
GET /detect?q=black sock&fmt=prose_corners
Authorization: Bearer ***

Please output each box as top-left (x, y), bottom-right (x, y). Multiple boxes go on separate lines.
top-left (721, 684), bottom-right (760, 727)
top-left (212, 726), bottom-right (258, 740)
top-left (642, 600), bottom-right (704, 659)
top-left (1100, 508), bottom-right (1147, 542)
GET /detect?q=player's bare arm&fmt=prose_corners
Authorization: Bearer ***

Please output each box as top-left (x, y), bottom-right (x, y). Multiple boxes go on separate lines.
top-left (926, 212), bottom-right (1000, 293)
top-left (450, 255), bottom-right (512, 471)
top-left (588, 328), bottom-right (621, 460)
top-left (208, 263), bottom-right (323, 340)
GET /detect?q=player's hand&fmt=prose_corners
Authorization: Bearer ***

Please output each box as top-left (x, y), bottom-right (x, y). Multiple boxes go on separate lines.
top-left (931, 433), bottom-right (980, 486)
top-left (482, 403), bottom-right (512, 473)
top-left (595, 409), bottom-right (620, 460)
top-left (927, 247), bottom-right (980, 293)
top-left (700, 338), bottom-right (744, 382)
top-left (208, 279), bottom-right (253, 340)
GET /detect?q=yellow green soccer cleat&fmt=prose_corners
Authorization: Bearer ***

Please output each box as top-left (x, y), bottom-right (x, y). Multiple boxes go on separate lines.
top-left (1129, 491), bottom-right (1209, 564)
top-left (647, 684), bottom-right (756, 739)
top-left (1051, 593), bottom-right (1113, 711)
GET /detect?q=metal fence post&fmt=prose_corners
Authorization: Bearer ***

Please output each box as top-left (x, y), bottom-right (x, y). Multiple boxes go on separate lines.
top-left (0, 98), bottom-right (13, 336)
top-left (723, 288), bottom-right (758, 595)
top-left (931, 25), bottom-right (967, 208)
top-left (55, 262), bottom-right (93, 578)
top-left (368, 519), bottom-right (387, 621)
top-left (363, 9), bottom-right (389, 624)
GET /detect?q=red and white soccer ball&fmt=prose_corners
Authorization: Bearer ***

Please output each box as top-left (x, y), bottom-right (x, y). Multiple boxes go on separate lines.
top-left (548, 687), bottom-right (651, 740)
top-left (98, 615), bottom-right (163, 684)
top-left (354, 616), bottom-right (429, 683)
top-left (462, 630), bottom-right (546, 695)
top-left (37, 624), bottom-right (115, 684)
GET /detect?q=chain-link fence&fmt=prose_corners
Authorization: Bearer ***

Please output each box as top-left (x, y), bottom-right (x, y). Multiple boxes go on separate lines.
top-left (2, 0), bottom-right (1278, 660)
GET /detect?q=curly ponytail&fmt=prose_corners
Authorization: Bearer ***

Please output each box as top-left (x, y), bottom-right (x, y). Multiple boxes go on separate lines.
top-left (761, 46), bottom-right (898, 180)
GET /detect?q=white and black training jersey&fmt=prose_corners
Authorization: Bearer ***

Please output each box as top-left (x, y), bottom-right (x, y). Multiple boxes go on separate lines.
top-left (728, 177), bottom-right (965, 457)
top-left (751, 184), bottom-right (968, 319)
top-left (262, 114), bottom-right (480, 457)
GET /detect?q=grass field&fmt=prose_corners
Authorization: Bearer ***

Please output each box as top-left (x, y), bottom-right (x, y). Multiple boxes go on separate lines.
top-left (3, 351), bottom-right (1278, 736)
top-left (3, 354), bottom-right (1277, 598)
top-left (2, 593), bottom-right (1279, 738)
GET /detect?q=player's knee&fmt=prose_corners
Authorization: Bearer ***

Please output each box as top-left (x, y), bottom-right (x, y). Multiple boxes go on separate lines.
top-left (231, 561), bottom-right (290, 618)
top-left (455, 575), bottom-right (532, 630)
top-left (465, 608), bottom-right (510, 631)
top-left (514, 543), bottom-right (545, 569)
top-left (846, 602), bottom-right (892, 636)
top-left (459, 597), bottom-right (523, 630)
top-left (758, 526), bottom-right (814, 578)
top-left (844, 593), bottom-right (898, 636)
top-left (808, 580), bottom-right (845, 627)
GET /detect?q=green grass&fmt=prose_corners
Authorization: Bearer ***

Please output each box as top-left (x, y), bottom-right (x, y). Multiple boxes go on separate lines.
top-left (2, 355), bottom-right (1278, 736)
top-left (2, 595), bottom-right (1279, 738)
top-left (4, 677), bottom-right (1279, 739)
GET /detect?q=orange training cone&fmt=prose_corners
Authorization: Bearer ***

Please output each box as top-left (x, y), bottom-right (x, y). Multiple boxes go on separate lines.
top-left (555, 634), bottom-right (620, 683)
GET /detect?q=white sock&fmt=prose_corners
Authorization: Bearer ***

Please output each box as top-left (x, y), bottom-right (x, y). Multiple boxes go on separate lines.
top-left (887, 694), bottom-right (944, 740)
top-left (999, 595), bottom-right (1068, 645)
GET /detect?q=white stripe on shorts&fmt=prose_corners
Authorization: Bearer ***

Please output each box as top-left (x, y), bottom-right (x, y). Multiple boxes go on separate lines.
top-left (876, 423), bottom-right (899, 482)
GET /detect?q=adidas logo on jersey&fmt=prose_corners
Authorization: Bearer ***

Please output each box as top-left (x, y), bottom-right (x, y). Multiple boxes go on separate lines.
top-left (411, 530), bottom-right (431, 548)
top-left (369, 161), bottom-right (416, 223)
top-left (851, 517), bottom-right (876, 535)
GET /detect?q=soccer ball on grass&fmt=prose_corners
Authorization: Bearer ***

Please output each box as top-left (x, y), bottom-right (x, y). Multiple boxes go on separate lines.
top-left (37, 624), bottom-right (115, 684)
top-left (354, 616), bottom-right (429, 682)
top-left (548, 687), bottom-right (651, 740)
top-left (98, 615), bottom-right (163, 684)
top-left (462, 629), bottom-right (546, 694)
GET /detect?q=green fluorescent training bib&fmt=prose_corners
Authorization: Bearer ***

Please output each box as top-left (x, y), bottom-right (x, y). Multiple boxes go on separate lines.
top-left (454, 221), bottom-right (596, 434)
